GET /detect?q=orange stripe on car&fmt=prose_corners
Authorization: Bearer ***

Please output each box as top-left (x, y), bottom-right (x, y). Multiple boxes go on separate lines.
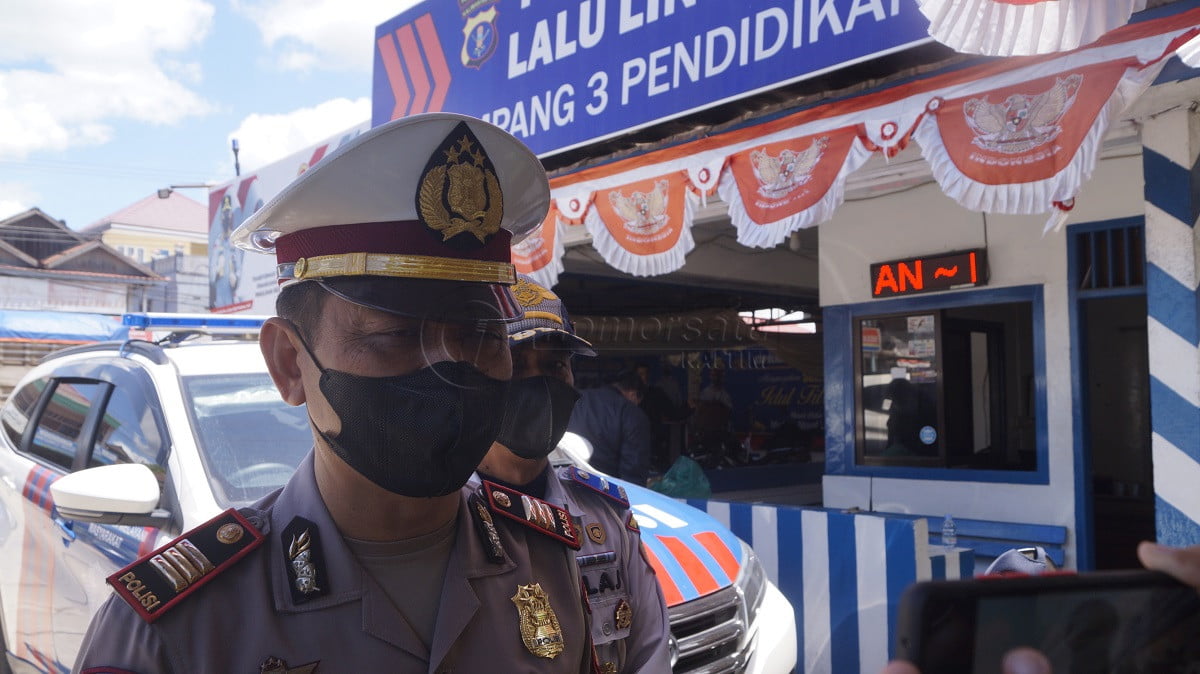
top-left (659, 535), bottom-right (721, 596)
top-left (694, 531), bottom-right (741, 582)
top-left (642, 545), bottom-right (684, 606)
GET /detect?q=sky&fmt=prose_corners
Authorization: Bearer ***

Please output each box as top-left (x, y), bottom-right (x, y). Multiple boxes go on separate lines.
top-left (0, 0), bottom-right (422, 230)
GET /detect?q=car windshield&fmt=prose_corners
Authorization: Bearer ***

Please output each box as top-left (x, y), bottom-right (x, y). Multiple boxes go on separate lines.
top-left (182, 373), bottom-right (312, 507)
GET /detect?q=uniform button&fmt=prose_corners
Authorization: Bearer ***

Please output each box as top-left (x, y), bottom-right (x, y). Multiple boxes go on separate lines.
top-left (602, 621), bottom-right (612, 635)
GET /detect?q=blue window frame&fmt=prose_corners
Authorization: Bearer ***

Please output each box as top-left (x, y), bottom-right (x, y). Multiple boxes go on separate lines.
top-left (824, 285), bottom-right (1049, 484)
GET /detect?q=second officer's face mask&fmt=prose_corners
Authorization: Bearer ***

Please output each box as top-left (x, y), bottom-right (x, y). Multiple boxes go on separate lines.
top-left (294, 326), bottom-right (510, 497)
top-left (494, 375), bottom-right (581, 460)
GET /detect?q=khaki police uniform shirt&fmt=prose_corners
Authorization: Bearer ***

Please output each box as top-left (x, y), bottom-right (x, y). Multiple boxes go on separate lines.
top-left (72, 452), bottom-right (593, 674)
top-left (546, 467), bottom-right (672, 674)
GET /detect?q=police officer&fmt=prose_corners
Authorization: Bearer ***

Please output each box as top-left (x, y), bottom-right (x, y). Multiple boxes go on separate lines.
top-left (73, 114), bottom-right (596, 673)
top-left (475, 275), bottom-right (672, 673)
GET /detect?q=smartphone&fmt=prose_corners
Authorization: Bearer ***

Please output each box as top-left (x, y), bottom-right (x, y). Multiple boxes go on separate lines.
top-left (895, 569), bottom-right (1200, 674)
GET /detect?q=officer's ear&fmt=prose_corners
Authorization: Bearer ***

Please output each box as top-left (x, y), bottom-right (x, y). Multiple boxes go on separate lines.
top-left (260, 317), bottom-right (307, 406)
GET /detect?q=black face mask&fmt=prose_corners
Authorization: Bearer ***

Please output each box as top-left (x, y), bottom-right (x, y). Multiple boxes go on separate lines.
top-left (297, 333), bottom-right (510, 497)
top-left (495, 375), bottom-right (581, 460)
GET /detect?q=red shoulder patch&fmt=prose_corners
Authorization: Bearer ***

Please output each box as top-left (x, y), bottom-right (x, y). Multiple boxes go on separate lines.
top-left (106, 508), bottom-right (263, 623)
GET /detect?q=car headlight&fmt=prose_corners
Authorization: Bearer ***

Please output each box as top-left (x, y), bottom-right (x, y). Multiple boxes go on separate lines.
top-left (735, 539), bottom-right (767, 626)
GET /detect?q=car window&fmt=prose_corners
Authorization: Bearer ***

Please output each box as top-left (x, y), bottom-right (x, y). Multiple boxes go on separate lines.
top-left (29, 380), bottom-right (108, 471)
top-left (89, 384), bottom-right (165, 469)
top-left (182, 373), bottom-right (312, 506)
top-left (2, 377), bottom-right (49, 449)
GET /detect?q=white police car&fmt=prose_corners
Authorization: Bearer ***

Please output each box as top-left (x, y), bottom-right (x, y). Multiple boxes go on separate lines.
top-left (0, 313), bottom-right (796, 674)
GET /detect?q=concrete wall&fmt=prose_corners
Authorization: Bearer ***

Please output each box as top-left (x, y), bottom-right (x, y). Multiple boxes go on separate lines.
top-left (817, 150), bottom-right (1146, 570)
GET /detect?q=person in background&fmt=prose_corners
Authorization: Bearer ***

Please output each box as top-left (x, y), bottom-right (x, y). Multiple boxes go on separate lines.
top-left (474, 274), bottom-right (671, 673)
top-left (636, 363), bottom-right (690, 473)
top-left (569, 370), bottom-right (653, 486)
top-left (72, 113), bottom-right (597, 673)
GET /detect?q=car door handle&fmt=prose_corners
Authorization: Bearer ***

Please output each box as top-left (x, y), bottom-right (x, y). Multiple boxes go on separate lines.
top-left (54, 517), bottom-right (76, 544)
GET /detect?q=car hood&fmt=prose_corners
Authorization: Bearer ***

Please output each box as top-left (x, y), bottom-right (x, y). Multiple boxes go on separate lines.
top-left (615, 478), bottom-right (744, 606)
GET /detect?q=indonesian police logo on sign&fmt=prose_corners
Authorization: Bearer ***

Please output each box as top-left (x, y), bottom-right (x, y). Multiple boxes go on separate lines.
top-left (460, 0), bottom-right (499, 69)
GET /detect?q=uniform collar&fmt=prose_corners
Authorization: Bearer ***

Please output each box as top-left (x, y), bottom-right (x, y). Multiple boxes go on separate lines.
top-left (267, 451), bottom-right (363, 614)
top-left (545, 466), bottom-right (586, 518)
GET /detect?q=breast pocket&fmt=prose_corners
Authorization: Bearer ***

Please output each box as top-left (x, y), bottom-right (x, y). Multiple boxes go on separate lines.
top-left (581, 562), bottom-right (633, 645)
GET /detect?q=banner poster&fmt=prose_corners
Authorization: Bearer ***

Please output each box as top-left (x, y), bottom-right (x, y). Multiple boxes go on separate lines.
top-left (373, 0), bottom-right (931, 156)
top-left (207, 123), bottom-right (369, 314)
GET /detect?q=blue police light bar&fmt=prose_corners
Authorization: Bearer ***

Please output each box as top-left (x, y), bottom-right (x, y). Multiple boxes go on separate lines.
top-left (122, 312), bottom-right (270, 331)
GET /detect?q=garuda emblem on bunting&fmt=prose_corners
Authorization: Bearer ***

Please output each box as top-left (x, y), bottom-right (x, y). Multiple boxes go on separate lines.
top-left (719, 127), bottom-right (865, 248)
top-left (608, 179), bottom-right (671, 237)
top-left (750, 136), bottom-right (829, 198)
top-left (928, 61), bottom-right (1127, 187)
top-left (963, 74), bottom-right (1082, 155)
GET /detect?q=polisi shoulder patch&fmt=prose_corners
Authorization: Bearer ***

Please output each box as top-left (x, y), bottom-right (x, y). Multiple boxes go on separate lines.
top-left (482, 480), bottom-right (581, 550)
top-left (564, 466), bottom-right (629, 509)
top-left (106, 508), bottom-right (264, 623)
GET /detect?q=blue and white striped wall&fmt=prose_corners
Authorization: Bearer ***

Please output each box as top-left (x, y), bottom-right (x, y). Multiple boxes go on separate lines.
top-left (686, 499), bottom-right (972, 674)
top-left (1141, 106), bottom-right (1200, 546)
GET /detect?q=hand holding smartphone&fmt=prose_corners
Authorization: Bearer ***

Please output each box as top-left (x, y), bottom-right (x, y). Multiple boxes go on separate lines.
top-left (895, 569), bottom-right (1200, 674)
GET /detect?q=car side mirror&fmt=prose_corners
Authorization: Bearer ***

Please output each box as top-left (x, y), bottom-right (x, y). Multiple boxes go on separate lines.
top-left (50, 463), bottom-right (171, 528)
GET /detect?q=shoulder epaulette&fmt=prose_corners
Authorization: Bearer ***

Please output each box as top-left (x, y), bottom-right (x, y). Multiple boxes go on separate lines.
top-left (564, 466), bottom-right (630, 509)
top-left (107, 508), bottom-right (263, 623)
top-left (481, 480), bottom-right (581, 550)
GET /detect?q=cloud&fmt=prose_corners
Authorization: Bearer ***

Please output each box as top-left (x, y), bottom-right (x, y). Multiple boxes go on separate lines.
top-left (0, 183), bottom-right (40, 221)
top-left (226, 97), bottom-right (371, 173)
top-left (234, 0), bottom-right (422, 72)
top-left (0, 0), bottom-right (215, 160)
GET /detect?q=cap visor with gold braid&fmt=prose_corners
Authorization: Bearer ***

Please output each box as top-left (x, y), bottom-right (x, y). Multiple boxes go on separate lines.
top-left (231, 112), bottom-right (548, 321)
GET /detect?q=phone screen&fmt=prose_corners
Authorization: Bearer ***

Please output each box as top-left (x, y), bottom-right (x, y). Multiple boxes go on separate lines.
top-left (899, 572), bottom-right (1200, 674)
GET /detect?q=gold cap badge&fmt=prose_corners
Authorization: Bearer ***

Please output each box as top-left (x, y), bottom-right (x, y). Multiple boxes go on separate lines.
top-left (512, 582), bottom-right (565, 659)
top-left (417, 121), bottom-right (504, 246)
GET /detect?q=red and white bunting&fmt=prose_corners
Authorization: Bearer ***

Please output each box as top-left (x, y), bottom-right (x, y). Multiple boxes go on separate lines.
top-left (585, 173), bottom-right (695, 277)
top-left (859, 111), bottom-right (928, 158)
top-left (917, 0), bottom-right (1146, 56)
top-left (686, 157), bottom-right (727, 207)
top-left (512, 205), bottom-right (564, 288)
top-left (718, 127), bottom-right (872, 249)
top-left (554, 191), bottom-right (593, 224)
top-left (913, 56), bottom-right (1163, 215)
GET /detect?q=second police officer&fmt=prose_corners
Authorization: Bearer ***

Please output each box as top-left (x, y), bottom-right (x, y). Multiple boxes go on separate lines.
top-left (475, 274), bottom-right (673, 673)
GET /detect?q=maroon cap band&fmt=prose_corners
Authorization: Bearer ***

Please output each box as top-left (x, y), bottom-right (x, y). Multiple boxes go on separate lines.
top-left (274, 221), bottom-right (513, 266)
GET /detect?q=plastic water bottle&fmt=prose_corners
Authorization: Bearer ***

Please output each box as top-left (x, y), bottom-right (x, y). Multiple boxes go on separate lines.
top-left (941, 515), bottom-right (957, 551)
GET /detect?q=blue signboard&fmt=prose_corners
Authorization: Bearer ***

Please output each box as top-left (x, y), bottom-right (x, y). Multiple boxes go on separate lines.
top-left (373, 0), bottom-right (932, 157)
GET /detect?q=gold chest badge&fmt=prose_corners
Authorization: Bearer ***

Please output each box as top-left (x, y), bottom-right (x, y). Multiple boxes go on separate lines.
top-left (511, 582), bottom-right (565, 659)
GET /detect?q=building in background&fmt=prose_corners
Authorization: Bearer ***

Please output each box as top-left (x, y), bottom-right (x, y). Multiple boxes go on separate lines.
top-left (0, 207), bottom-right (162, 313)
top-left (82, 191), bottom-right (209, 312)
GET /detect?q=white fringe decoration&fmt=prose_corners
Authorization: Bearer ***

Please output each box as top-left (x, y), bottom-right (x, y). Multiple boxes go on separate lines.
top-left (918, 0), bottom-right (1146, 56)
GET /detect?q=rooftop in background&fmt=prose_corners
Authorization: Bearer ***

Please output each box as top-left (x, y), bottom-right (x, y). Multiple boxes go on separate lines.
top-left (81, 191), bottom-right (207, 236)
